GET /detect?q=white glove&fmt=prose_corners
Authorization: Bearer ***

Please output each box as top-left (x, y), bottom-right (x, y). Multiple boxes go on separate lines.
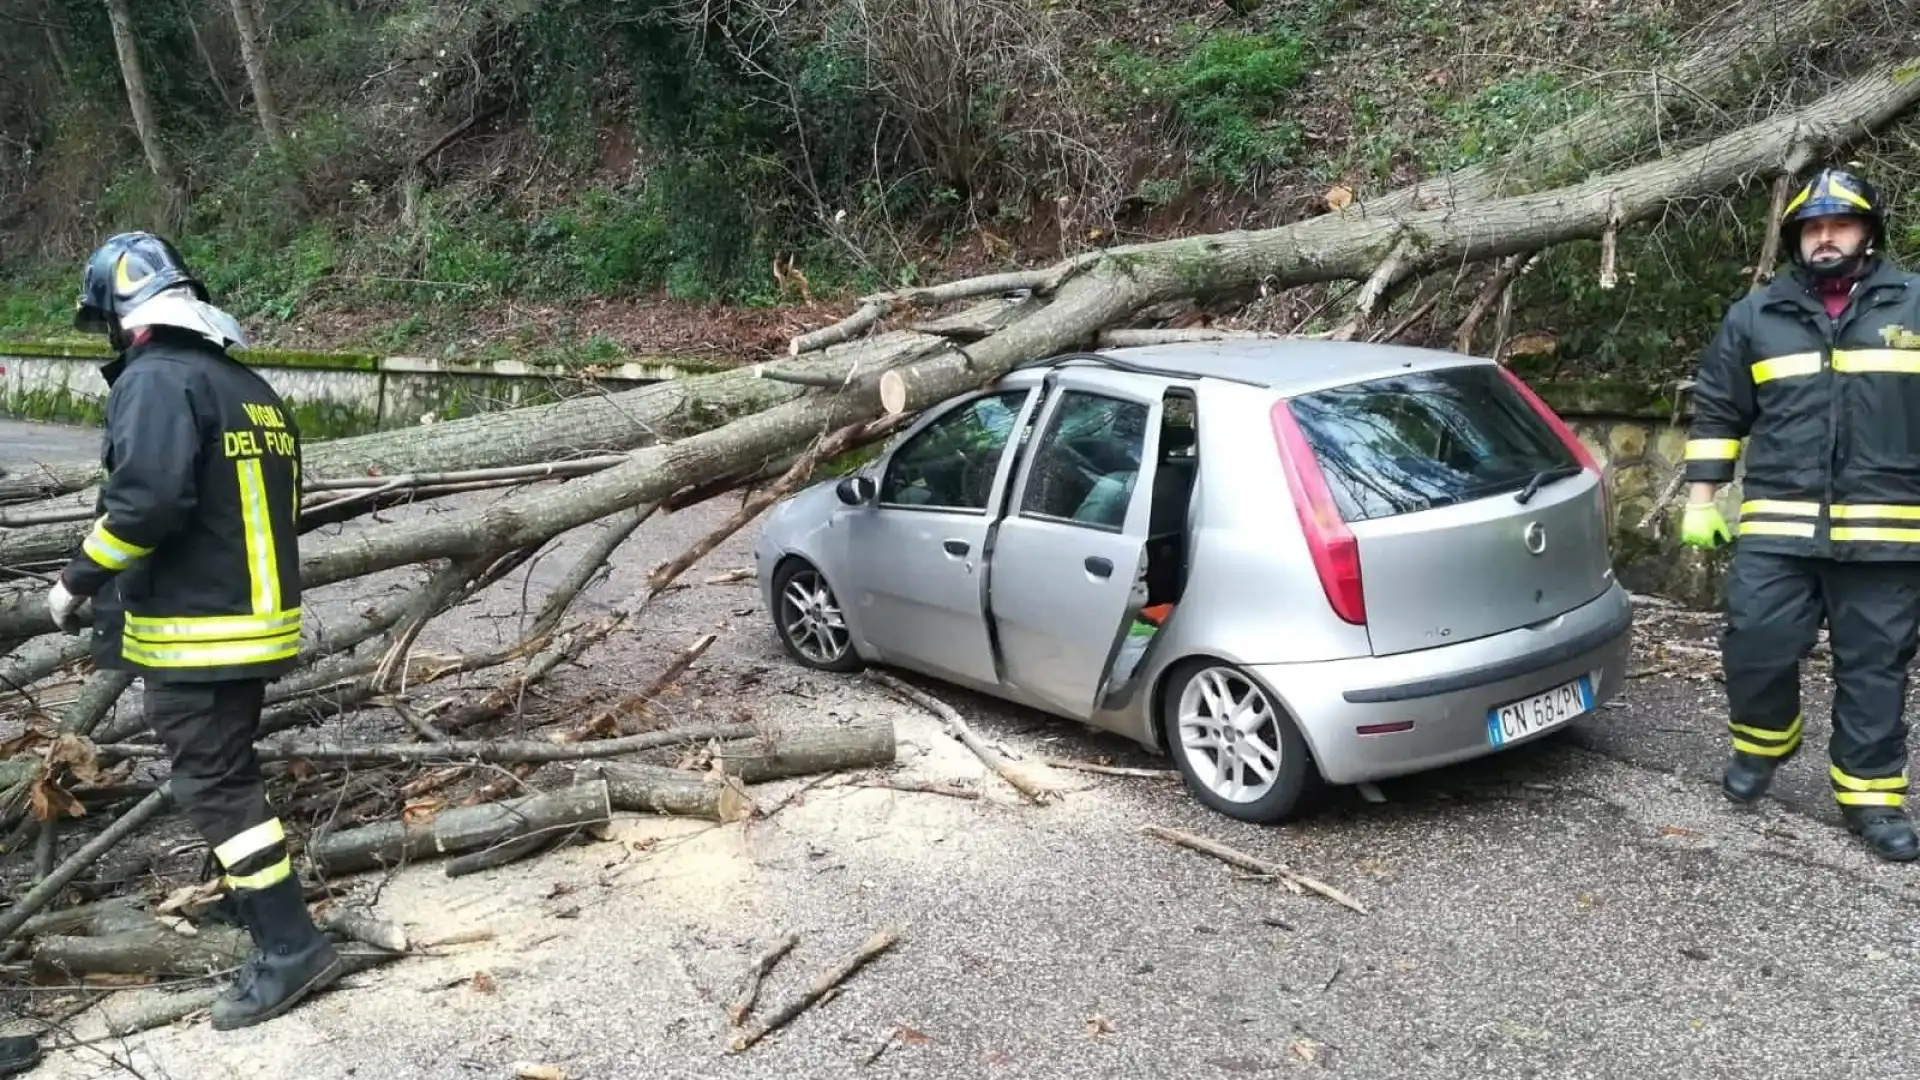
top-left (46, 579), bottom-right (82, 632)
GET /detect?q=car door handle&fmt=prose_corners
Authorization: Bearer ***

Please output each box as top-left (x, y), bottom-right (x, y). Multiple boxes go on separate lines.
top-left (1085, 556), bottom-right (1113, 578)
top-left (943, 539), bottom-right (970, 556)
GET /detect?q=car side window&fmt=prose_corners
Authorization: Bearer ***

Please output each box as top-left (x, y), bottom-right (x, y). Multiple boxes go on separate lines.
top-left (878, 390), bottom-right (1026, 511)
top-left (1019, 390), bottom-right (1150, 531)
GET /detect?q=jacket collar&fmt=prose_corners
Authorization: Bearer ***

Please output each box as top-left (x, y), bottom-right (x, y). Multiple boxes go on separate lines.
top-left (1762, 256), bottom-right (1911, 318)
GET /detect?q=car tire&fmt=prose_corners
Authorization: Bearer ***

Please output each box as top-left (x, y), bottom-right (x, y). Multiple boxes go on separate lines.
top-left (770, 557), bottom-right (862, 674)
top-left (1161, 659), bottom-right (1321, 824)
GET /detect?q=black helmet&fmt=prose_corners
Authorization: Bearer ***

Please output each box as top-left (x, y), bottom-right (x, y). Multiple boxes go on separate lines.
top-left (1779, 167), bottom-right (1886, 279)
top-left (73, 232), bottom-right (209, 340)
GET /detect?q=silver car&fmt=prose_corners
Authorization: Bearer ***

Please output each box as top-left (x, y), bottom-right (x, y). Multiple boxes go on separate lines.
top-left (752, 341), bottom-right (1633, 822)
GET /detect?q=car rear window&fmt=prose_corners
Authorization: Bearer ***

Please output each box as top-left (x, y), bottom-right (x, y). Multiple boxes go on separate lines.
top-left (1284, 363), bottom-right (1578, 522)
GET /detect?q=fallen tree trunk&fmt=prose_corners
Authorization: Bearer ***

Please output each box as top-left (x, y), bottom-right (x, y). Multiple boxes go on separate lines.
top-left (305, 778), bottom-right (613, 876)
top-left (0, 327), bottom-right (964, 571)
top-left (93, 944), bottom-right (403, 1037)
top-left (1356, 0), bottom-right (1877, 217)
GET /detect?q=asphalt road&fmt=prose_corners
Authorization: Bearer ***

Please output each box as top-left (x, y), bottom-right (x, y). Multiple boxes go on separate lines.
top-left (0, 418), bottom-right (97, 465)
top-left (3, 424), bottom-right (1914, 1080)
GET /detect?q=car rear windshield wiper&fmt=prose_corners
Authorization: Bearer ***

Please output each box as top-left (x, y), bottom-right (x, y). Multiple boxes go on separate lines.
top-left (1514, 464), bottom-right (1584, 505)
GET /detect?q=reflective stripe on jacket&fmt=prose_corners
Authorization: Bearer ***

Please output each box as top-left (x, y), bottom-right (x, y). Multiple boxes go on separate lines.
top-left (60, 332), bottom-right (303, 682)
top-left (1684, 257), bottom-right (1920, 561)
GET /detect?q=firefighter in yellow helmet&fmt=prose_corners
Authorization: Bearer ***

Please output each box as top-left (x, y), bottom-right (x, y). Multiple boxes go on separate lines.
top-left (1678, 167), bottom-right (1920, 862)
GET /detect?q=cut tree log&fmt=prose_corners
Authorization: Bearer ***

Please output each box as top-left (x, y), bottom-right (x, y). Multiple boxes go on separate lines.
top-left (708, 717), bottom-right (898, 784)
top-left (575, 717), bottom-right (900, 820)
top-left (578, 762), bottom-right (753, 822)
top-left (31, 916), bottom-right (252, 977)
top-left (305, 778), bottom-right (613, 876)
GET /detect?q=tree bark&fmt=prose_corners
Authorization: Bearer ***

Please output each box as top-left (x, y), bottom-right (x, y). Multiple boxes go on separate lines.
top-left (102, 0), bottom-right (187, 221)
top-left (305, 779), bottom-right (612, 876)
top-left (224, 0), bottom-right (284, 149)
top-left (710, 718), bottom-right (898, 784)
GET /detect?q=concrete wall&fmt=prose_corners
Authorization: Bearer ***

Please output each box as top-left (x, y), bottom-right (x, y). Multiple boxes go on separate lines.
top-left (0, 341), bottom-right (732, 439)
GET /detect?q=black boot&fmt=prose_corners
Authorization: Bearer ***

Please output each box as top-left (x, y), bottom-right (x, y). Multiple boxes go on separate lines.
top-left (1723, 750), bottom-right (1786, 804)
top-left (1843, 806), bottom-right (1920, 863)
top-left (0, 1035), bottom-right (39, 1077)
top-left (210, 876), bottom-right (344, 1031)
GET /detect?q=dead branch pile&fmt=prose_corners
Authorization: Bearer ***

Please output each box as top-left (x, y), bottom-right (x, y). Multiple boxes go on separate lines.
top-left (0, 11), bottom-right (1912, 1035)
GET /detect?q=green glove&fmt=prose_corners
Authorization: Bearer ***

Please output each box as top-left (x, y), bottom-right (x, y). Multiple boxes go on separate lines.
top-left (1681, 502), bottom-right (1732, 549)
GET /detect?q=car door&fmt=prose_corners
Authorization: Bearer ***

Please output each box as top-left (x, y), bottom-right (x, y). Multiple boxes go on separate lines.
top-left (986, 378), bottom-right (1158, 720)
top-left (841, 386), bottom-right (1039, 690)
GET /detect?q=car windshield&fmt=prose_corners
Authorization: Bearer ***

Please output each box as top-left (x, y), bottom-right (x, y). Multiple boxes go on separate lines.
top-left (1284, 363), bottom-right (1577, 522)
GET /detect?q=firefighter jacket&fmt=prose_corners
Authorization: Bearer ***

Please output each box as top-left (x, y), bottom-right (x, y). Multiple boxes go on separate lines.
top-left (59, 332), bottom-right (303, 682)
top-left (1684, 256), bottom-right (1920, 561)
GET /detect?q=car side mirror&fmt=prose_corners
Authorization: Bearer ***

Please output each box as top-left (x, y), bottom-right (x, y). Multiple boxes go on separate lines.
top-left (836, 475), bottom-right (876, 506)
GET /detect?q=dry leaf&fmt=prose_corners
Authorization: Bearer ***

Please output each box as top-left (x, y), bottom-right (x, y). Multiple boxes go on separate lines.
top-left (1085, 1014), bottom-right (1115, 1036)
top-left (29, 775), bottom-right (84, 822)
top-left (402, 799), bottom-right (443, 827)
top-left (514, 1065), bottom-right (565, 1080)
top-left (895, 1025), bottom-right (932, 1045)
top-left (1659, 825), bottom-right (1695, 837)
top-left (1290, 1037), bottom-right (1323, 1064)
top-left (471, 971), bottom-right (496, 994)
top-left (1324, 185), bottom-right (1354, 211)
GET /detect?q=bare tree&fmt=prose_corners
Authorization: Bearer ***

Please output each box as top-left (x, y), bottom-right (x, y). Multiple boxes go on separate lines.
top-left (103, 0), bottom-right (188, 224)
top-left (225, 0), bottom-right (285, 150)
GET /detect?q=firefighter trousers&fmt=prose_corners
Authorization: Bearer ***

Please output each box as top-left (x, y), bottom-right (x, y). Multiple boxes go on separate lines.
top-left (144, 678), bottom-right (292, 892)
top-left (1721, 548), bottom-right (1920, 810)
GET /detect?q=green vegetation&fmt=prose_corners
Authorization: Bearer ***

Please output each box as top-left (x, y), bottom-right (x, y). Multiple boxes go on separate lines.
top-left (0, 0), bottom-right (1915, 392)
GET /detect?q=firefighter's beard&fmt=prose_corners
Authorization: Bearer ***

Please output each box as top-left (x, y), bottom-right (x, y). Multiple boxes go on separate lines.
top-left (1805, 236), bottom-right (1869, 280)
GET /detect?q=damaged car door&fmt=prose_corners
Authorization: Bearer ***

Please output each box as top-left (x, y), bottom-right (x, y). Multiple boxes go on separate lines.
top-left (986, 378), bottom-right (1157, 720)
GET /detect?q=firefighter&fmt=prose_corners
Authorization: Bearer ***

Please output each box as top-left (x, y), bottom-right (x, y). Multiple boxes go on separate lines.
top-left (46, 232), bottom-right (343, 1026)
top-left (1679, 167), bottom-right (1920, 862)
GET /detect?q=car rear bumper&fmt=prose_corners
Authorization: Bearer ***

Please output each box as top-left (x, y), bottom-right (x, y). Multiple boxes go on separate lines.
top-left (1251, 582), bottom-right (1635, 785)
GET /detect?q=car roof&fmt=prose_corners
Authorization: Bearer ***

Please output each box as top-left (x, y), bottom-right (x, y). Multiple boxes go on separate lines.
top-left (1003, 338), bottom-right (1490, 397)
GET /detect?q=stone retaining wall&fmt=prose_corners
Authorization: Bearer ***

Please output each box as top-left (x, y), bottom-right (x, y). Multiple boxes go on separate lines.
top-left (1538, 380), bottom-right (1730, 608)
top-left (0, 340), bottom-right (732, 439)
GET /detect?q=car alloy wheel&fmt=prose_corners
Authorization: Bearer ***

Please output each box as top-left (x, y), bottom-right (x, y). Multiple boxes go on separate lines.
top-left (773, 560), bottom-right (860, 673)
top-left (1165, 661), bottom-right (1316, 823)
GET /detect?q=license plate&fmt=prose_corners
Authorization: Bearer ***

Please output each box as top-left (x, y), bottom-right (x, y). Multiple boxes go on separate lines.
top-left (1487, 675), bottom-right (1593, 747)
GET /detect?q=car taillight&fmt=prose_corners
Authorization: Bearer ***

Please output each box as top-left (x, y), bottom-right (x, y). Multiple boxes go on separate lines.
top-left (1495, 365), bottom-right (1611, 527)
top-left (1270, 401), bottom-right (1366, 625)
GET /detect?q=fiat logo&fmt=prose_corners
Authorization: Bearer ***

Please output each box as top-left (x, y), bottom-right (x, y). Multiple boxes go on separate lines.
top-left (1523, 521), bottom-right (1547, 556)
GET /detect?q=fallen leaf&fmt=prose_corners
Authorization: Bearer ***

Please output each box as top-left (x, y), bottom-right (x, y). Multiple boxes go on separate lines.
top-left (895, 1025), bottom-right (932, 1045)
top-left (514, 1065), bottom-right (565, 1080)
top-left (1660, 825), bottom-right (1695, 837)
top-left (401, 799), bottom-right (442, 826)
top-left (1324, 185), bottom-right (1354, 211)
top-left (29, 775), bottom-right (84, 822)
top-left (1290, 1037), bottom-right (1323, 1064)
top-left (471, 971), bottom-right (496, 994)
top-left (1085, 1014), bottom-right (1115, 1035)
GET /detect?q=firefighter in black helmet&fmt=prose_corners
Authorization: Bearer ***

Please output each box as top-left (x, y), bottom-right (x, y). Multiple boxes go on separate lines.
top-left (1679, 167), bottom-right (1920, 862)
top-left (51, 232), bottom-right (343, 1026)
